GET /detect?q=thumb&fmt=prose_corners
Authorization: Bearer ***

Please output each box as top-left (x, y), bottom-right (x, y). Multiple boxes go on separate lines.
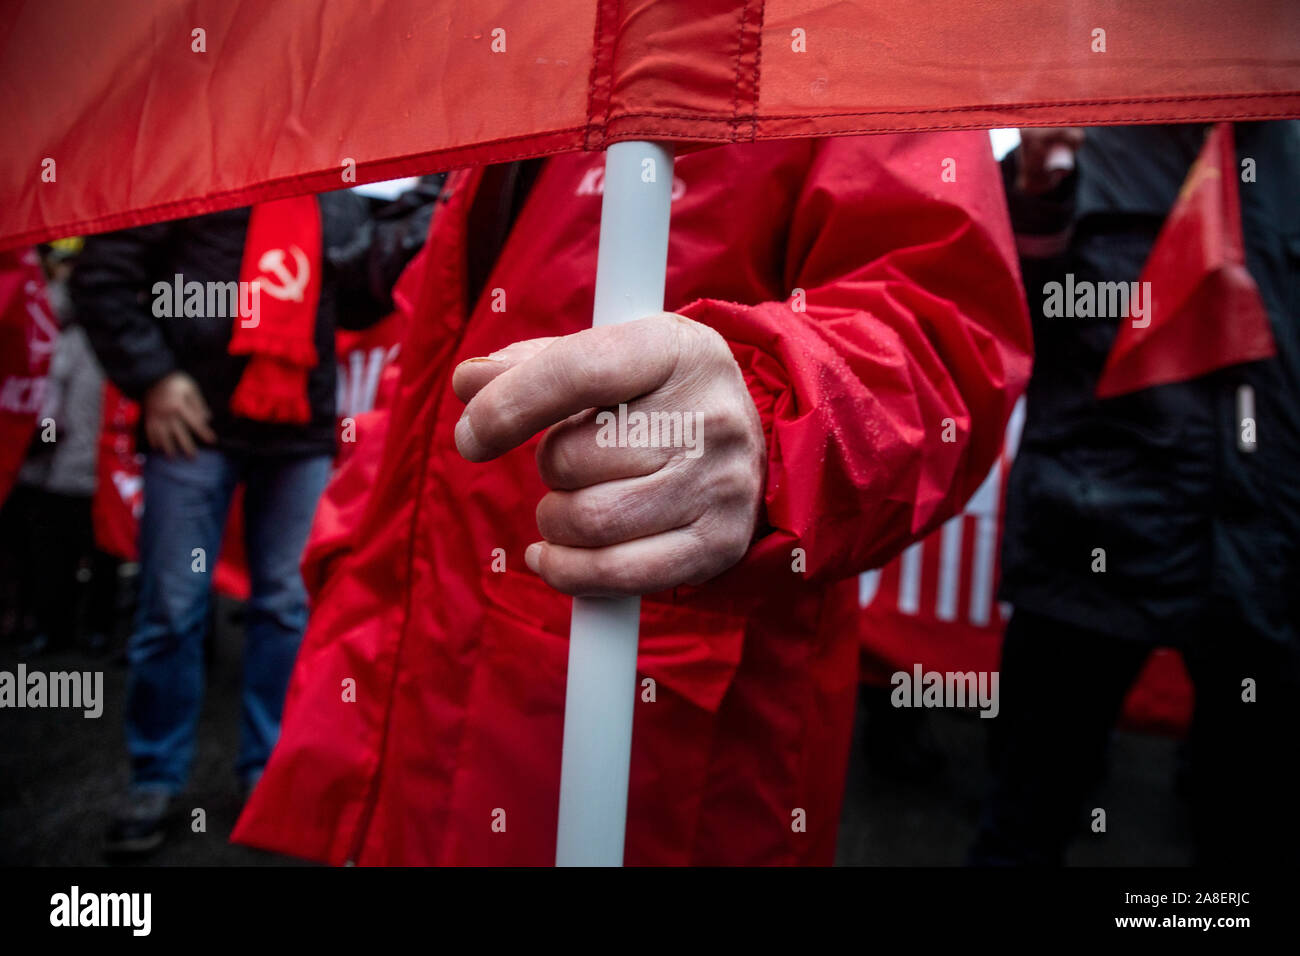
top-left (452, 336), bottom-right (559, 404)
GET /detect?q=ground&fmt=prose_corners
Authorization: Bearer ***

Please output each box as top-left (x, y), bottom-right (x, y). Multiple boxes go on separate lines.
top-left (0, 598), bottom-right (1191, 866)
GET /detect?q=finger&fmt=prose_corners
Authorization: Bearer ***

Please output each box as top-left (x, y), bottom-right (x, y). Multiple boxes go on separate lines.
top-left (455, 315), bottom-right (684, 463)
top-left (148, 420), bottom-right (174, 459)
top-left (172, 418), bottom-right (197, 459)
top-left (183, 384), bottom-right (213, 418)
top-left (535, 459), bottom-right (701, 549)
top-left (179, 396), bottom-right (216, 445)
top-left (535, 405), bottom-right (677, 490)
top-left (524, 525), bottom-right (723, 597)
top-left (183, 381), bottom-right (208, 410)
top-left (150, 421), bottom-right (176, 463)
top-left (451, 337), bottom-right (559, 404)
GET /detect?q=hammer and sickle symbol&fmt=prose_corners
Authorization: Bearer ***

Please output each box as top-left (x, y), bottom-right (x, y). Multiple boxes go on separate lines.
top-left (256, 246), bottom-right (311, 302)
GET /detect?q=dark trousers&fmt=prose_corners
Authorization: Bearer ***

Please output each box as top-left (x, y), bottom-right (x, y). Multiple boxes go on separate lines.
top-left (0, 485), bottom-right (94, 647)
top-left (971, 607), bottom-right (1300, 866)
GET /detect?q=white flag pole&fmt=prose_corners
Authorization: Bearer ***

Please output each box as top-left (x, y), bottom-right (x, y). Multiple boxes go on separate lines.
top-left (555, 140), bottom-right (675, 867)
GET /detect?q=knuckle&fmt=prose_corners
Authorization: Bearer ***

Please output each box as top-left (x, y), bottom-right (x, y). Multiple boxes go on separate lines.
top-left (545, 553), bottom-right (597, 596)
top-left (689, 505), bottom-right (752, 574)
top-left (707, 458), bottom-right (759, 510)
top-left (536, 436), bottom-right (575, 489)
top-left (679, 318), bottom-right (727, 369)
top-left (581, 354), bottom-right (629, 406)
top-left (474, 393), bottom-right (524, 449)
top-left (721, 527), bottom-right (752, 568)
top-left (591, 550), bottom-right (640, 594)
top-left (537, 491), bottom-right (626, 548)
top-left (680, 537), bottom-right (724, 587)
top-left (541, 349), bottom-right (584, 402)
top-left (537, 557), bottom-right (579, 595)
top-left (575, 493), bottom-right (628, 545)
top-left (534, 496), bottom-right (558, 541)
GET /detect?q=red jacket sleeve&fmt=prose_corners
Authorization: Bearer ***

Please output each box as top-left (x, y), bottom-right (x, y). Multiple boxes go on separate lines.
top-left (679, 132), bottom-right (1031, 583)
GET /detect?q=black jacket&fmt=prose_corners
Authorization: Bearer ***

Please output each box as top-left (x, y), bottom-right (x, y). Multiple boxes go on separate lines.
top-left (1000, 123), bottom-right (1300, 650)
top-left (72, 183), bottom-right (438, 457)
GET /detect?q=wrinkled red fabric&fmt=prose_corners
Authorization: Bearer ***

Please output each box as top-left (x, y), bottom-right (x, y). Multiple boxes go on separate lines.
top-left (4, 0), bottom-right (1298, 249)
top-left (300, 363), bottom-right (403, 602)
top-left (234, 133), bottom-right (1032, 865)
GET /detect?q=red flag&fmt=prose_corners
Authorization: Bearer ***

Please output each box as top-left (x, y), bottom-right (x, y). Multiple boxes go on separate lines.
top-left (2, 0), bottom-right (1298, 248)
top-left (91, 383), bottom-right (143, 561)
top-left (1096, 123), bottom-right (1277, 398)
top-left (0, 248), bottom-right (56, 504)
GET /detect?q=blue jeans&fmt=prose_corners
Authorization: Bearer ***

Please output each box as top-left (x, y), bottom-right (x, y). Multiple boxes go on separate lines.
top-left (126, 449), bottom-right (332, 792)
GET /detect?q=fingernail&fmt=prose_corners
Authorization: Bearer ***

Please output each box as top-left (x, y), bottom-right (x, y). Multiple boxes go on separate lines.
top-left (524, 542), bottom-right (542, 574)
top-left (455, 412), bottom-right (481, 459)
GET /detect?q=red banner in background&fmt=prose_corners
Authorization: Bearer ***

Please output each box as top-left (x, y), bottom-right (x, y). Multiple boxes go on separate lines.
top-left (0, 249), bottom-right (56, 504)
top-left (858, 397), bottom-right (1194, 736)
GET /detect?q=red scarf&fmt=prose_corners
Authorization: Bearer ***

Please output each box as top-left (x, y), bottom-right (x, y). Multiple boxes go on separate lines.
top-left (1096, 123), bottom-right (1276, 398)
top-left (228, 196), bottom-right (322, 423)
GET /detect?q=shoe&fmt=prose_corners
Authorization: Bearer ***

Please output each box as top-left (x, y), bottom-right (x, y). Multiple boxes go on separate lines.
top-left (104, 787), bottom-right (171, 857)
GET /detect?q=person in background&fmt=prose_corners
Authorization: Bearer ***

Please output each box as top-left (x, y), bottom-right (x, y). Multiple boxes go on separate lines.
top-left (73, 184), bottom-right (436, 856)
top-left (973, 122), bottom-right (1300, 866)
top-left (1, 240), bottom-right (107, 657)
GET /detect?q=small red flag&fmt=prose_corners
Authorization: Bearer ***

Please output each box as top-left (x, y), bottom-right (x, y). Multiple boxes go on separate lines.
top-left (1096, 123), bottom-right (1276, 399)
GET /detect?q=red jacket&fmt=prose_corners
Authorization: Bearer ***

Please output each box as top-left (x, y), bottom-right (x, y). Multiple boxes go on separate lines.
top-left (234, 133), bottom-right (1031, 865)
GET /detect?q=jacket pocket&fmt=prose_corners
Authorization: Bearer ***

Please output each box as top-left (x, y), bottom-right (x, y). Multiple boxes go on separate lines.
top-left (627, 592), bottom-right (747, 864)
top-left (480, 569), bottom-right (746, 714)
top-left (445, 569), bottom-right (746, 865)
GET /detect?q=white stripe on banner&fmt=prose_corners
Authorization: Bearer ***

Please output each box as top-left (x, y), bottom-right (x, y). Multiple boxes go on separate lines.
top-left (897, 541), bottom-right (923, 615)
top-left (936, 516), bottom-right (963, 621)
